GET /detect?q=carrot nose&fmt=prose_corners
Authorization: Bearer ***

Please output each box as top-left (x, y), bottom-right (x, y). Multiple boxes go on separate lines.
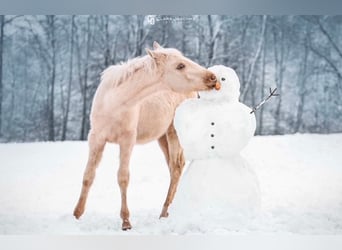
top-left (215, 82), bottom-right (221, 90)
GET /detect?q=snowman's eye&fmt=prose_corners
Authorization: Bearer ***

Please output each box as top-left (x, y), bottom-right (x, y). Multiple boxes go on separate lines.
top-left (221, 77), bottom-right (226, 81)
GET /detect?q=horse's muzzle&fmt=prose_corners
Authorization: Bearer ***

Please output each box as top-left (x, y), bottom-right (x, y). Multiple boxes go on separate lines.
top-left (204, 72), bottom-right (217, 89)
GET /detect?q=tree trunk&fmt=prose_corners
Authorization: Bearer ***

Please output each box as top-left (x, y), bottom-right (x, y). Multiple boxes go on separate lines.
top-left (80, 16), bottom-right (91, 140)
top-left (196, 31), bottom-right (203, 63)
top-left (223, 31), bottom-right (229, 65)
top-left (273, 25), bottom-right (285, 135)
top-left (294, 35), bottom-right (309, 133)
top-left (207, 15), bottom-right (215, 66)
top-left (134, 16), bottom-right (144, 57)
top-left (181, 21), bottom-right (187, 54)
top-left (23, 46), bottom-right (29, 140)
top-left (240, 16), bottom-right (252, 89)
top-left (258, 44), bottom-right (266, 135)
top-left (323, 84), bottom-right (329, 133)
top-left (9, 58), bottom-right (16, 135)
top-left (112, 32), bottom-right (118, 64)
top-left (241, 15), bottom-right (267, 101)
top-left (258, 20), bottom-right (268, 135)
top-left (104, 15), bottom-right (110, 68)
top-left (161, 18), bottom-right (169, 46)
top-left (0, 15), bottom-right (4, 137)
top-left (62, 15), bottom-right (75, 141)
top-left (48, 15), bottom-right (56, 141)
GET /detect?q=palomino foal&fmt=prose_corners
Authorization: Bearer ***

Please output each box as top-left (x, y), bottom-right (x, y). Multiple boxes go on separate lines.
top-left (73, 42), bottom-right (217, 230)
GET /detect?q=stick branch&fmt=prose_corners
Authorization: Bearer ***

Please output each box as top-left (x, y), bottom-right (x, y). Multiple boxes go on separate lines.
top-left (250, 87), bottom-right (279, 114)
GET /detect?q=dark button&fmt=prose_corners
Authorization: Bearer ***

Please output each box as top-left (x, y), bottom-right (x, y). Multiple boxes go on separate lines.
top-left (211, 146), bottom-right (215, 149)
top-left (211, 122), bottom-right (215, 126)
top-left (211, 134), bottom-right (214, 137)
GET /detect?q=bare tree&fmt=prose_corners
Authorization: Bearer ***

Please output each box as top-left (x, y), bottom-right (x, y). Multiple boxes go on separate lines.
top-left (294, 32), bottom-right (309, 133)
top-left (207, 15), bottom-right (215, 66)
top-left (0, 15), bottom-right (4, 137)
top-left (272, 19), bottom-right (287, 134)
top-left (205, 15), bottom-right (234, 66)
top-left (103, 15), bottom-right (111, 67)
top-left (0, 15), bottom-right (21, 137)
top-left (133, 16), bottom-right (145, 57)
top-left (79, 16), bottom-right (92, 140)
top-left (61, 15), bottom-right (76, 141)
top-left (308, 16), bottom-right (342, 96)
top-left (239, 16), bottom-right (253, 86)
top-left (30, 15), bottom-right (58, 141)
top-left (257, 20), bottom-right (268, 135)
top-left (241, 15), bottom-right (267, 101)
top-left (47, 15), bottom-right (57, 141)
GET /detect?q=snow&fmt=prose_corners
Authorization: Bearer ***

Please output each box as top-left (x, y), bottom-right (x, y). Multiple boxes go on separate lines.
top-left (0, 133), bottom-right (342, 234)
top-left (169, 157), bottom-right (261, 232)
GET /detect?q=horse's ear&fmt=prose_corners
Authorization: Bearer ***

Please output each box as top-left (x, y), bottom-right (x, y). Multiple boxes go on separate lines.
top-left (153, 41), bottom-right (162, 50)
top-left (146, 48), bottom-right (155, 58)
top-left (146, 48), bottom-right (166, 64)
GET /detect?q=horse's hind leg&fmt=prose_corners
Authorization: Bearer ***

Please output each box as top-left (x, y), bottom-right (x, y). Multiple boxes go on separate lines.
top-left (73, 132), bottom-right (105, 219)
top-left (157, 134), bottom-right (170, 169)
top-left (159, 123), bottom-right (185, 218)
top-left (118, 134), bottom-right (135, 230)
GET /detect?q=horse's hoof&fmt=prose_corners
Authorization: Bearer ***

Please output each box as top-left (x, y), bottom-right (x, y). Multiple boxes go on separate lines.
top-left (159, 211), bottom-right (169, 218)
top-left (122, 220), bottom-right (132, 231)
top-left (73, 207), bottom-right (84, 219)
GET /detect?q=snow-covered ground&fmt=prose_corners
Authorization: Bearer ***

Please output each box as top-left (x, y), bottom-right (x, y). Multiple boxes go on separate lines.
top-left (0, 133), bottom-right (342, 235)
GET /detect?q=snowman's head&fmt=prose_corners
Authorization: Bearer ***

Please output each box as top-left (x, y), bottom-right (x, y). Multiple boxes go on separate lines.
top-left (199, 65), bottom-right (240, 102)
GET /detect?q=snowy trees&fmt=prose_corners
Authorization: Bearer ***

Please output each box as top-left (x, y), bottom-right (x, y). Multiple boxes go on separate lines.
top-left (45, 15), bottom-right (57, 141)
top-left (61, 15), bottom-right (75, 141)
top-left (0, 16), bottom-right (4, 137)
top-left (0, 15), bottom-right (341, 142)
top-left (0, 15), bottom-right (21, 137)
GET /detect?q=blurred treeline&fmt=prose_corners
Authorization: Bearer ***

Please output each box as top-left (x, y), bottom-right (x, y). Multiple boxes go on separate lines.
top-left (0, 15), bottom-right (341, 142)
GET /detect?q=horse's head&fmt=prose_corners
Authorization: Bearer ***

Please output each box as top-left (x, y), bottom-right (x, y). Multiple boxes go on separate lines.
top-left (146, 42), bottom-right (217, 93)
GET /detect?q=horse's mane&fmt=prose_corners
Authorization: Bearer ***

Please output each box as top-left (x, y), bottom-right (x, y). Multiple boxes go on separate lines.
top-left (101, 55), bottom-right (156, 88)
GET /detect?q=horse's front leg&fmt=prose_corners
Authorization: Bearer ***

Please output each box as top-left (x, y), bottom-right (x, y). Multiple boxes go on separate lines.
top-left (74, 132), bottom-right (106, 219)
top-left (118, 134), bottom-right (135, 230)
top-left (159, 123), bottom-right (185, 218)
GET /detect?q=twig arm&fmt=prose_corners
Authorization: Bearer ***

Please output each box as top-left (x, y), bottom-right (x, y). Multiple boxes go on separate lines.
top-left (250, 87), bottom-right (279, 114)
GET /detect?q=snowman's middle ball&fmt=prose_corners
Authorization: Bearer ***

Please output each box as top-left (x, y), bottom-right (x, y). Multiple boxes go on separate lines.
top-left (174, 65), bottom-right (256, 161)
top-left (174, 101), bottom-right (255, 160)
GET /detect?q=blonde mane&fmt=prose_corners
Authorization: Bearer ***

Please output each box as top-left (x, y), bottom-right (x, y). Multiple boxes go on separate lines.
top-left (100, 48), bottom-right (184, 89)
top-left (101, 55), bottom-right (156, 88)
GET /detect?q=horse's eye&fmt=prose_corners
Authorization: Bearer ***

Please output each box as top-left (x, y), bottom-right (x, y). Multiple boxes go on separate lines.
top-left (176, 63), bottom-right (185, 70)
top-left (221, 77), bottom-right (226, 81)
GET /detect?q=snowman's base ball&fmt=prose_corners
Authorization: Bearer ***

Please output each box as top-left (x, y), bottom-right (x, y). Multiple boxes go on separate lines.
top-left (170, 157), bottom-right (261, 225)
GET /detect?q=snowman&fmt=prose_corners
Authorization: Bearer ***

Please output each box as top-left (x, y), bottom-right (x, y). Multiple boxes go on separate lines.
top-left (170, 65), bottom-right (260, 229)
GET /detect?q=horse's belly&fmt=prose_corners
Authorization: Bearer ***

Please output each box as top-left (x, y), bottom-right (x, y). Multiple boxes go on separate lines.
top-left (136, 93), bottom-right (185, 144)
top-left (136, 106), bottom-right (174, 144)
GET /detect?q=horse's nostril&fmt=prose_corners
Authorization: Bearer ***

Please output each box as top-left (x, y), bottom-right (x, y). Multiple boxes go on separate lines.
top-left (210, 75), bottom-right (217, 82)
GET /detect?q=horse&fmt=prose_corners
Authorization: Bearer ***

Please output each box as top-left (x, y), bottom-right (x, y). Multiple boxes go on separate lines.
top-left (73, 42), bottom-right (217, 230)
